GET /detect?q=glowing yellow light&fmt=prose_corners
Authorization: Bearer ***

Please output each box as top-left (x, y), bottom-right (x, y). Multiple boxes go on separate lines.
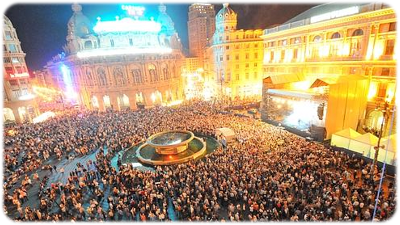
top-left (151, 93), bottom-right (156, 103)
top-left (291, 81), bottom-right (311, 91)
top-left (277, 104), bottom-right (282, 109)
top-left (32, 111), bottom-right (56, 124)
top-left (385, 83), bottom-right (396, 102)
top-left (367, 82), bottom-right (378, 100)
top-left (373, 41), bottom-right (385, 60)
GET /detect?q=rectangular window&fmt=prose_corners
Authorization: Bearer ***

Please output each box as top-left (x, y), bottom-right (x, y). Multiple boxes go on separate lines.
top-left (236, 64), bottom-right (239, 69)
top-left (110, 39), bottom-right (115, 47)
top-left (12, 90), bottom-right (20, 98)
top-left (129, 38), bottom-right (133, 46)
top-left (281, 50), bottom-right (285, 60)
top-left (235, 44), bottom-right (239, 49)
top-left (389, 22), bottom-right (396, 31)
top-left (226, 54), bottom-right (230, 61)
top-left (226, 45), bottom-right (229, 50)
top-left (5, 66), bottom-right (13, 74)
top-left (235, 55), bottom-right (239, 60)
top-left (254, 63), bottom-right (258, 67)
top-left (12, 57), bottom-right (19, 63)
top-left (3, 45), bottom-right (7, 52)
top-left (8, 44), bottom-right (17, 53)
top-left (9, 80), bottom-right (18, 86)
top-left (226, 36), bottom-right (229, 41)
top-left (385, 39), bottom-right (395, 55)
top-left (245, 63), bottom-right (249, 68)
top-left (245, 53), bottom-right (249, 59)
top-left (381, 68), bottom-right (390, 76)
top-left (5, 31), bottom-right (12, 40)
top-left (15, 66), bottom-right (23, 73)
top-left (245, 72), bottom-right (249, 79)
top-left (270, 51), bottom-right (274, 61)
top-left (254, 52), bottom-right (258, 59)
top-left (236, 74), bottom-right (240, 80)
top-left (293, 49), bottom-right (298, 59)
top-left (219, 55), bottom-right (223, 62)
top-left (254, 43), bottom-right (258, 48)
top-left (3, 57), bottom-right (11, 63)
top-left (378, 83), bottom-right (387, 97)
top-left (379, 23), bottom-right (390, 33)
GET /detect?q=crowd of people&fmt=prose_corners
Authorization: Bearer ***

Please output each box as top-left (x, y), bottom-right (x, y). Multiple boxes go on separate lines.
top-left (3, 100), bottom-right (396, 221)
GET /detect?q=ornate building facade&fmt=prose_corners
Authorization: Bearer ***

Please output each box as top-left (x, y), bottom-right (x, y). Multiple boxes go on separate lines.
top-left (188, 3), bottom-right (215, 67)
top-left (260, 3), bottom-right (396, 139)
top-left (206, 3), bottom-right (264, 98)
top-left (3, 15), bottom-right (39, 123)
top-left (36, 4), bottom-right (185, 111)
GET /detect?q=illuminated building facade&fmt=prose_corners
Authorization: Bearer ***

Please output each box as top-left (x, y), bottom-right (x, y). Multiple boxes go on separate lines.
top-left (206, 3), bottom-right (264, 98)
top-left (3, 15), bottom-right (39, 123)
top-left (188, 3), bottom-right (215, 66)
top-left (260, 3), bottom-right (396, 139)
top-left (38, 4), bottom-right (184, 111)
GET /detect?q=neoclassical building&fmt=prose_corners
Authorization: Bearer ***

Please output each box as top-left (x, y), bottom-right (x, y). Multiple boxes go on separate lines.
top-left (36, 4), bottom-right (185, 111)
top-left (260, 3), bottom-right (396, 139)
top-left (205, 3), bottom-right (264, 98)
top-left (3, 15), bottom-right (39, 123)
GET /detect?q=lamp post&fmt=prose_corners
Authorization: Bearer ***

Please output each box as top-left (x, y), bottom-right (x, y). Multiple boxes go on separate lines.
top-left (370, 100), bottom-right (391, 187)
top-left (372, 104), bottom-right (396, 221)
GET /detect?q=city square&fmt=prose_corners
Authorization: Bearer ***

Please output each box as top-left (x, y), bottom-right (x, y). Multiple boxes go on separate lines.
top-left (2, 1), bottom-right (397, 222)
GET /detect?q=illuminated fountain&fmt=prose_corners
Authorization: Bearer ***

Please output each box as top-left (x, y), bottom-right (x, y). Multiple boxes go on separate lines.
top-left (136, 131), bottom-right (207, 165)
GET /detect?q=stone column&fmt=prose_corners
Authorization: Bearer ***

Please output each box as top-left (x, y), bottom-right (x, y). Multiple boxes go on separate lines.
top-left (97, 95), bottom-right (105, 112)
top-left (12, 108), bottom-right (22, 124)
top-left (128, 92), bottom-right (137, 110)
top-left (109, 93), bottom-right (120, 111)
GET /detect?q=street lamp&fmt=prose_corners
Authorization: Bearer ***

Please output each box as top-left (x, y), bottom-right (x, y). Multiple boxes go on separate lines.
top-left (370, 100), bottom-right (393, 186)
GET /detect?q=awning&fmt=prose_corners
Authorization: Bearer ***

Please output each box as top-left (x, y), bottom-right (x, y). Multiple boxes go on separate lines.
top-left (264, 73), bottom-right (305, 85)
top-left (310, 75), bottom-right (367, 88)
top-left (267, 89), bottom-right (315, 99)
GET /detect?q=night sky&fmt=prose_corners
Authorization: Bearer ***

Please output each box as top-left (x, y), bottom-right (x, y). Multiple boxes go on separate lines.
top-left (5, 3), bottom-right (315, 71)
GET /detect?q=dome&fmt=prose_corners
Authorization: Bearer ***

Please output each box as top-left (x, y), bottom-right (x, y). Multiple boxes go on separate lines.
top-left (0, 13), bottom-right (12, 26)
top-left (216, 3), bottom-right (236, 19)
top-left (215, 3), bottom-right (237, 32)
top-left (157, 4), bottom-right (175, 36)
top-left (67, 4), bottom-right (93, 38)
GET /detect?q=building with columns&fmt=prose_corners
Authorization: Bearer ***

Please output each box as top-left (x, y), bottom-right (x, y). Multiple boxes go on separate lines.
top-left (3, 15), bottom-right (39, 123)
top-left (36, 4), bottom-right (185, 111)
top-left (188, 3), bottom-right (215, 67)
top-left (206, 3), bottom-right (264, 99)
top-left (260, 3), bottom-right (396, 139)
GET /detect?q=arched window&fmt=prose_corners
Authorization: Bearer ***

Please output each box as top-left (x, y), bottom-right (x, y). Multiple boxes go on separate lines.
top-left (113, 66), bottom-right (126, 86)
top-left (131, 67), bottom-right (143, 84)
top-left (313, 35), bottom-right (322, 42)
top-left (331, 32), bottom-right (341, 39)
top-left (97, 67), bottom-right (107, 86)
top-left (84, 40), bottom-right (93, 49)
top-left (148, 64), bottom-right (158, 82)
top-left (352, 29), bottom-right (364, 36)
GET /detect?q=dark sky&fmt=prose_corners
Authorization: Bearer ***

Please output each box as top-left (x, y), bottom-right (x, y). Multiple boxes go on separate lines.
top-left (5, 3), bottom-right (315, 71)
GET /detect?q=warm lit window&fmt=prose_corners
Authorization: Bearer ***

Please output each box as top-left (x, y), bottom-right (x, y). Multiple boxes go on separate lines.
top-left (236, 74), bottom-right (240, 80)
top-left (254, 62), bottom-right (258, 67)
top-left (293, 49), bottom-right (298, 59)
top-left (381, 68), bottom-right (390, 76)
top-left (331, 32), bottom-right (341, 39)
top-left (235, 55), bottom-right (239, 60)
top-left (389, 22), bottom-right (396, 31)
top-left (254, 53), bottom-right (258, 59)
top-left (270, 51), bottom-right (274, 61)
top-left (385, 39), bottom-right (395, 55)
top-left (9, 80), bottom-right (18, 86)
top-left (245, 63), bottom-right (249, 68)
top-left (226, 45), bottom-right (229, 50)
top-left (352, 29), bottom-right (363, 36)
top-left (226, 54), bottom-right (230, 61)
top-left (281, 50), bottom-right (285, 60)
top-left (245, 53), bottom-right (249, 59)
top-left (5, 67), bottom-right (13, 74)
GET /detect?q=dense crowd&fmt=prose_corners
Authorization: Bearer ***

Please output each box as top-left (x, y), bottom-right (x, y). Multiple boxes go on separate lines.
top-left (3, 101), bottom-right (396, 221)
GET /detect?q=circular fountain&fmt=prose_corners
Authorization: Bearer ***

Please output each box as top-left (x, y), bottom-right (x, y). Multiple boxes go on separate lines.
top-left (136, 130), bottom-right (207, 165)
